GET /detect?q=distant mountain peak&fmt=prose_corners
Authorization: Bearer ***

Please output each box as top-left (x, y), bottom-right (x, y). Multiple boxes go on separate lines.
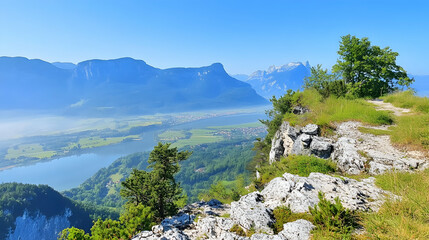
top-left (267, 62), bottom-right (308, 74)
top-left (245, 61), bottom-right (311, 99)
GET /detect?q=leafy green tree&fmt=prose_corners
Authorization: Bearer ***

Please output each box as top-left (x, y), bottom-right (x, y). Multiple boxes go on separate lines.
top-left (333, 34), bottom-right (413, 98)
top-left (120, 142), bottom-right (191, 222)
top-left (304, 64), bottom-right (338, 90)
top-left (260, 89), bottom-right (297, 145)
top-left (304, 65), bottom-right (347, 98)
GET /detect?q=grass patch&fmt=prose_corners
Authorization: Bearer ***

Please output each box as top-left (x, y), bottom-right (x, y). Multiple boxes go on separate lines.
top-left (256, 155), bottom-right (337, 186)
top-left (171, 129), bottom-right (224, 148)
top-left (380, 91), bottom-right (429, 150)
top-left (110, 173), bottom-right (123, 183)
top-left (389, 114), bottom-right (429, 150)
top-left (64, 135), bottom-right (139, 150)
top-left (358, 127), bottom-right (391, 136)
top-left (6, 144), bottom-right (57, 160)
top-left (230, 224), bottom-right (246, 237)
top-left (158, 130), bottom-right (187, 141)
top-left (208, 122), bottom-right (263, 130)
top-left (283, 89), bottom-right (394, 135)
top-left (118, 121), bottom-right (162, 132)
top-left (199, 176), bottom-right (250, 204)
top-left (359, 169), bottom-right (429, 239)
top-left (272, 206), bottom-right (313, 233)
top-left (383, 90), bottom-right (429, 113)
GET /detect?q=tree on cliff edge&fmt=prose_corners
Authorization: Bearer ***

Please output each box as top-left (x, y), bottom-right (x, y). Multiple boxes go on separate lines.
top-left (121, 142), bottom-right (191, 222)
top-left (333, 34), bottom-right (413, 98)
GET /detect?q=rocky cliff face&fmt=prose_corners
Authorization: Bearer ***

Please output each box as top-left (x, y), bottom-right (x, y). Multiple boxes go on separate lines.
top-left (6, 209), bottom-right (71, 240)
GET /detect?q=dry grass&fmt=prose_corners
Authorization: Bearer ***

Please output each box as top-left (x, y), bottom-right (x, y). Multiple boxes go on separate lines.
top-left (359, 169), bottom-right (429, 239)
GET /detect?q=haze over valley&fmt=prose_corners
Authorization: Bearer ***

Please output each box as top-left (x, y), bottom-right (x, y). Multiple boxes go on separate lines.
top-left (1, 1), bottom-right (429, 240)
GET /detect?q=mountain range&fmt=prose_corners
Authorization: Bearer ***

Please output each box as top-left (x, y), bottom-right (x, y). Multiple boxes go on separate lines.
top-left (234, 62), bottom-right (311, 99)
top-left (0, 57), bottom-right (268, 115)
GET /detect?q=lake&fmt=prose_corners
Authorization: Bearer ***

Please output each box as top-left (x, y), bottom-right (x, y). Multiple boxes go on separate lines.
top-left (0, 112), bottom-right (266, 191)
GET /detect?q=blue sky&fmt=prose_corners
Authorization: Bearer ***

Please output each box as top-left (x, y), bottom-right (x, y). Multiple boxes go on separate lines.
top-left (0, 0), bottom-right (428, 75)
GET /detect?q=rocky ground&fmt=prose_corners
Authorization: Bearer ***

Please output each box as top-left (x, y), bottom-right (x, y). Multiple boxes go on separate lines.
top-left (333, 121), bottom-right (427, 174)
top-left (132, 101), bottom-right (428, 239)
top-left (132, 171), bottom-right (393, 240)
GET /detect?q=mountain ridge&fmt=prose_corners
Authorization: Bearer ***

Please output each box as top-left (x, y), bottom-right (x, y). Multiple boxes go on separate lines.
top-left (0, 57), bottom-right (268, 115)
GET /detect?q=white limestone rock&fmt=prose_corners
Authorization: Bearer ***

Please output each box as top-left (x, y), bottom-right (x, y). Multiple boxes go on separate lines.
top-left (301, 124), bottom-right (319, 136)
top-left (278, 219), bottom-right (314, 240)
top-left (331, 137), bottom-right (366, 174)
top-left (260, 172), bottom-right (390, 213)
top-left (309, 136), bottom-right (333, 159)
top-left (230, 192), bottom-right (275, 234)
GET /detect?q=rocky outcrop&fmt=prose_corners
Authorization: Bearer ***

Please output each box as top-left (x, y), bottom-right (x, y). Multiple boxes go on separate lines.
top-left (270, 120), bottom-right (427, 174)
top-left (132, 171), bottom-right (394, 240)
top-left (332, 121), bottom-right (427, 174)
top-left (230, 192), bottom-right (274, 234)
top-left (269, 122), bottom-right (298, 164)
top-left (259, 172), bottom-right (390, 212)
top-left (269, 122), bottom-right (333, 164)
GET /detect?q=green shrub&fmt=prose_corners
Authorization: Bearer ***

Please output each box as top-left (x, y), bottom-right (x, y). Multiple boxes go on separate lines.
top-left (309, 192), bottom-right (358, 235)
top-left (230, 224), bottom-right (246, 237)
top-left (59, 227), bottom-right (90, 240)
top-left (198, 175), bottom-right (249, 203)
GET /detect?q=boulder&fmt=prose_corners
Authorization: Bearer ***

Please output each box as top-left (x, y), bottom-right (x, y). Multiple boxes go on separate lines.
top-left (269, 122), bottom-right (298, 164)
top-left (131, 227), bottom-right (189, 240)
top-left (278, 219), bottom-right (314, 240)
top-left (291, 134), bottom-right (312, 156)
top-left (309, 136), bottom-right (333, 159)
top-left (230, 192), bottom-right (275, 233)
top-left (195, 216), bottom-right (244, 240)
top-left (161, 213), bottom-right (195, 230)
top-left (269, 130), bottom-right (285, 164)
top-left (301, 124), bottom-right (319, 136)
top-left (331, 137), bottom-right (366, 175)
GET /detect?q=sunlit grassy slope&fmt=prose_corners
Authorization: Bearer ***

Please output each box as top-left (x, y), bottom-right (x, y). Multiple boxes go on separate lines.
top-left (284, 89), bottom-right (394, 134)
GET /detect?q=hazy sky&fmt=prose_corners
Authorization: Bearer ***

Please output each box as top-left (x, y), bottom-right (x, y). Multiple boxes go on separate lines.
top-left (0, 0), bottom-right (428, 75)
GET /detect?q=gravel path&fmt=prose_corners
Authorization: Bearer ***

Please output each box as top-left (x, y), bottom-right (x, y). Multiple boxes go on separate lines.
top-left (367, 100), bottom-right (411, 116)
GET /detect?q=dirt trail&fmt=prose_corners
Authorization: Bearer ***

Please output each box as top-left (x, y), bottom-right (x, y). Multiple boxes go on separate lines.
top-left (367, 100), bottom-right (411, 116)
